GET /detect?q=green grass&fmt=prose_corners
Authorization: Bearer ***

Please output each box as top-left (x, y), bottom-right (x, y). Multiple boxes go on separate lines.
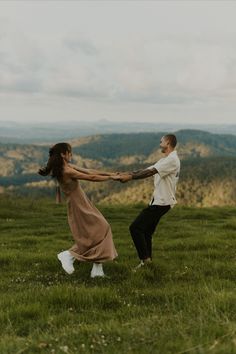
top-left (0, 195), bottom-right (236, 354)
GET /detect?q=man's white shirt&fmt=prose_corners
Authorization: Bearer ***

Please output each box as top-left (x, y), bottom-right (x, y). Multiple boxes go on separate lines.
top-left (148, 151), bottom-right (180, 207)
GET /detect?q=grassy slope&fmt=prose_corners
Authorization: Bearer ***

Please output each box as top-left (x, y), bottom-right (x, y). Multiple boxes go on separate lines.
top-left (0, 196), bottom-right (236, 354)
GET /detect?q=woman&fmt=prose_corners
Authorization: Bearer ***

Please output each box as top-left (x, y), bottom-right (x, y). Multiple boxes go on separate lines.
top-left (38, 142), bottom-right (118, 278)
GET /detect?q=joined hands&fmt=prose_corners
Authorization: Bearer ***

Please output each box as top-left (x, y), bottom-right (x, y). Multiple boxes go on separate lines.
top-left (111, 173), bottom-right (132, 183)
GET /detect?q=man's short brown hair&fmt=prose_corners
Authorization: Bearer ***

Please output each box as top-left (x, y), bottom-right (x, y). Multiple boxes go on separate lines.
top-left (164, 134), bottom-right (177, 148)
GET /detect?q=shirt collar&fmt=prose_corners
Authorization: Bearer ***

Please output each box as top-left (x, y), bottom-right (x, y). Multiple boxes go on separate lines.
top-left (168, 150), bottom-right (177, 157)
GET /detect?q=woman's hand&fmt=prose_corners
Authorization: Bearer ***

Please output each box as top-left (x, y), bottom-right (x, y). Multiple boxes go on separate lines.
top-left (111, 173), bottom-right (132, 183)
top-left (111, 174), bottom-right (121, 181)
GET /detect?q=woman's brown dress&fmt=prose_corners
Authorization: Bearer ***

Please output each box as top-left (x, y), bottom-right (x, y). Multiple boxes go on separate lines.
top-left (59, 178), bottom-right (118, 262)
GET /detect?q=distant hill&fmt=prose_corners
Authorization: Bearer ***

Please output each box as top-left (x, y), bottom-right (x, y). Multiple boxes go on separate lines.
top-left (71, 130), bottom-right (236, 160)
top-left (0, 130), bottom-right (236, 207)
top-left (0, 121), bottom-right (236, 143)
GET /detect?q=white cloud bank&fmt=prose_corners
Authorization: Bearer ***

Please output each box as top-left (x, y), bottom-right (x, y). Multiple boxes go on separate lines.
top-left (0, 1), bottom-right (236, 124)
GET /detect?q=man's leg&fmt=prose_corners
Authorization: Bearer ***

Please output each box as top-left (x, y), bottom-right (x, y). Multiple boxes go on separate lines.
top-left (129, 207), bottom-right (151, 261)
top-left (145, 205), bottom-right (170, 259)
top-left (129, 205), bottom-right (170, 261)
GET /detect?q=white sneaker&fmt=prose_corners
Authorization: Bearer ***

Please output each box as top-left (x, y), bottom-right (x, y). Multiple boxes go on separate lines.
top-left (132, 260), bottom-right (145, 272)
top-left (57, 251), bottom-right (75, 274)
top-left (133, 260), bottom-right (153, 272)
top-left (90, 263), bottom-right (105, 278)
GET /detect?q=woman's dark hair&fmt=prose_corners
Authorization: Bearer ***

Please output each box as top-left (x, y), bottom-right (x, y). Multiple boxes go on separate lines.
top-left (38, 142), bottom-right (72, 180)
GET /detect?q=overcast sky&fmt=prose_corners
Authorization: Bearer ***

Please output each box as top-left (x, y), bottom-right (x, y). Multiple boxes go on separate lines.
top-left (0, 0), bottom-right (236, 125)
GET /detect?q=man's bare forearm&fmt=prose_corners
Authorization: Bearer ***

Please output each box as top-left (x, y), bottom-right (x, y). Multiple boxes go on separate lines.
top-left (131, 168), bottom-right (157, 180)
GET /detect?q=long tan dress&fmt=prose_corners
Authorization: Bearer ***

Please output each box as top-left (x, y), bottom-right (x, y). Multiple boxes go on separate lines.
top-left (59, 177), bottom-right (118, 262)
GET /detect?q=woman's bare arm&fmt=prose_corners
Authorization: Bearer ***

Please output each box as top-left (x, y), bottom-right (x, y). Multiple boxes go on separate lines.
top-left (68, 164), bottom-right (115, 176)
top-left (64, 166), bottom-right (114, 182)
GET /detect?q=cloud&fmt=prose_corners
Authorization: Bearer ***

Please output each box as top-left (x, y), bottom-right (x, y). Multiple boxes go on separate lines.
top-left (63, 36), bottom-right (99, 56)
top-left (0, 28), bottom-right (46, 94)
top-left (0, 24), bottom-right (236, 108)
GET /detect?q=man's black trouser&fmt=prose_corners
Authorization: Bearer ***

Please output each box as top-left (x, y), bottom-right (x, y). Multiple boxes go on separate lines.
top-left (129, 205), bottom-right (170, 260)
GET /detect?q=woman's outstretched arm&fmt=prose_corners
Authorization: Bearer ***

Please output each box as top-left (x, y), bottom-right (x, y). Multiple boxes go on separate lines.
top-left (68, 164), bottom-right (116, 176)
top-left (64, 166), bottom-right (117, 182)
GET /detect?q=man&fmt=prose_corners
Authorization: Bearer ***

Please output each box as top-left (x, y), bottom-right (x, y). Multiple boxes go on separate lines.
top-left (118, 134), bottom-right (180, 269)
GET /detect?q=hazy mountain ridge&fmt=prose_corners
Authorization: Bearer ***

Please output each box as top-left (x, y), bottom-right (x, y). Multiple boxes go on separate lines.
top-left (72, 130), bottom-right (236, 161)
top-left (0, 121), bottom-right (236, 143)
top-left (0, 130), bottom-right (236, 206)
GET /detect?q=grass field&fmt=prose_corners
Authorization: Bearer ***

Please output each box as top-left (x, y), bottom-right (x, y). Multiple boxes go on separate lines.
top-left (0, 195), bottom-right (236, 354)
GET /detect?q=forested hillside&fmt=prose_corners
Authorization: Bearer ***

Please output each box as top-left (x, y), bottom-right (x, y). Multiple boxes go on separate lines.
top-left (72, 130), bottom-right (236, 160)
top-left (0, 130), bottom-right (235, 206)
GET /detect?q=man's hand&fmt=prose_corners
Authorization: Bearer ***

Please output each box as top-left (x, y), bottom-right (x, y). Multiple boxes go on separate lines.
top-left (111, 173), bottom-right (132, 182)
top-left (109, 172), bottom-right (120, 177)
top-left (117, 173), bottom-right (132, 183)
